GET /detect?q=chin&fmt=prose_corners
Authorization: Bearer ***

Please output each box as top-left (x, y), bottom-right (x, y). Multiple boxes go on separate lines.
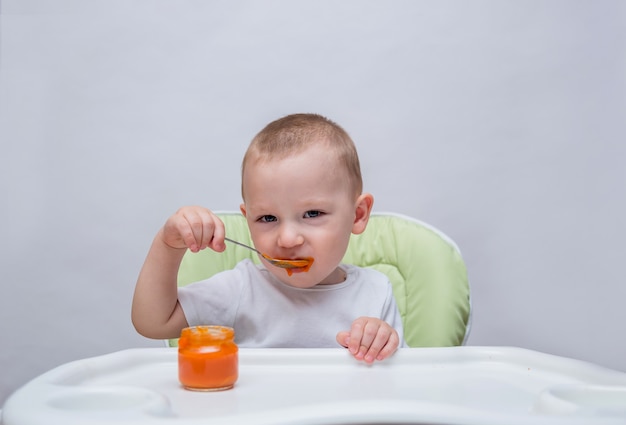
top-left (274, 271), bottom-right (319, 288)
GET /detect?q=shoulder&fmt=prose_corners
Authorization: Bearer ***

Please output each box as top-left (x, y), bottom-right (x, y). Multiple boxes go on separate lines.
top-left (343, 264), bottom-right (393, 295)
top-left (180, 259), bottom-right (263, 290)
top-left (233, 258), bottom-right (264, 274)
top-left (344, 264), bottom-right (390, 283)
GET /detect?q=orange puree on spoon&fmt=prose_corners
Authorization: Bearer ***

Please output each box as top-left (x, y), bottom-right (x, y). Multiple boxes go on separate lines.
top-left (278, 257), bottom-right (314, 276)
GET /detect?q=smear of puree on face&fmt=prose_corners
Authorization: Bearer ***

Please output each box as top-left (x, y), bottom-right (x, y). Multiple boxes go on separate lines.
top-left (285, 257), bottom-right (314, 276)
top-left (284, 257), bottom-right (314, 276)
top-left (264, 257), bottom-right (314, 276)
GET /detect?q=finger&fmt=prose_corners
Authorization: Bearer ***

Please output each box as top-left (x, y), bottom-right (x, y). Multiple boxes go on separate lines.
top-left (363, 328), bottom-right (397, 363)
top-left (194, 208), bottom-right (217, 250)
top-left (335, 331), bottom-right (350, 348)
top-left (347, 318), bottom-right (366, 355)
top-left (375, 331), bottom-right (400, 361)
top-left (180, 208), bottom-right (206, 252)
top-left (206, 213), bottom-right (226, 252)
top-left (354, 320), bottom-right (381, 361)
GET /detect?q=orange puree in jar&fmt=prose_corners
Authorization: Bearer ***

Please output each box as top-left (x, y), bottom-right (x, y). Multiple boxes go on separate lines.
top-left (178, 326), bottom-right (238, 391)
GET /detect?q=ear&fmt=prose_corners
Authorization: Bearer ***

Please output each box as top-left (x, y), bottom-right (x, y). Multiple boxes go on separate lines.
top-left (352, 193), bottom-right (374, 235)
top-left (239, 203), bottom-right (247, 217)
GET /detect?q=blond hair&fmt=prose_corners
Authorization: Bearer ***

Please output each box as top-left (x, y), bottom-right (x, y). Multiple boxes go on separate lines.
top-left (241, 113), bottom-right (363, 197)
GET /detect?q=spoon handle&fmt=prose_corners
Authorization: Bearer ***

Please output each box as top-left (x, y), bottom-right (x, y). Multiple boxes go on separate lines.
top-left (224, 237), bottom-right (260, 255)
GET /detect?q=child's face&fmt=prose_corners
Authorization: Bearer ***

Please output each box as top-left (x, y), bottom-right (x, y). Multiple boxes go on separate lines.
top-left (241, 143), bottom-right (366, 288)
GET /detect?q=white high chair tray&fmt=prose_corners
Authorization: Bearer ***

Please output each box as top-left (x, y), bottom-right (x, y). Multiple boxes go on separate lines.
top-left (3, 347), bottom-right (626, 425)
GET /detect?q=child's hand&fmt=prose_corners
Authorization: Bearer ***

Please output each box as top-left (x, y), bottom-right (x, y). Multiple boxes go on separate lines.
top-left (336, 317), bottom-right (400, 363)
top-left (160, 206), bottom-right (226, 253)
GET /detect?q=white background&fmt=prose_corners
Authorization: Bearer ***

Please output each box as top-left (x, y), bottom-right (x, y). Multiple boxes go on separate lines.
top-left (1, 0), bottom-right (624, 406)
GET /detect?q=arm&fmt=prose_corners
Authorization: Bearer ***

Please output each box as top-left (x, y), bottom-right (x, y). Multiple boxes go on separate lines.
top-left (131, 206), bottom-right (226, 339)
top-left (336, 279), bottom-right (404, 363)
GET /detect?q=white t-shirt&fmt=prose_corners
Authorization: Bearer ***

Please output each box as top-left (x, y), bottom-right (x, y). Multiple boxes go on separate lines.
top-left (178, 259), bottom-right (406, 348)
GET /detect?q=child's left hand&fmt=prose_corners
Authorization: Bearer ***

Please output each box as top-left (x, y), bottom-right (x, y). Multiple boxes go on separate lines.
top-left (336, 317), bottom-right (400, 363)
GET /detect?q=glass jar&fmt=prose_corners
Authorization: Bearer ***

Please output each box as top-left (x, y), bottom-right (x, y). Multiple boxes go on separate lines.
top-left (178, 326), bottom-right (238, 391)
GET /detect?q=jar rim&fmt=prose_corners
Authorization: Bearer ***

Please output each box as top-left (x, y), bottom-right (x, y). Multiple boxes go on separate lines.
top-left (181, 325), bottom-right (234, 340)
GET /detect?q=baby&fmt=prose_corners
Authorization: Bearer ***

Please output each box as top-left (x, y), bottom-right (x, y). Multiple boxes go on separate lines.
top-left (132, 113), bottom-right (406, 363)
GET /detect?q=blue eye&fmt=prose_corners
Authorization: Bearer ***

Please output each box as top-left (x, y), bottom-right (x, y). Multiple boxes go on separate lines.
top-left (304, 210), bottom-right (322, 218)
top-left (259, 215), bottom-right (277, 223)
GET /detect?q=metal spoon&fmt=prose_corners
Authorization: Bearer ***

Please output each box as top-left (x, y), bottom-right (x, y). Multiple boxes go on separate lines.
top-left (224, 237), bottom-right (313, 269)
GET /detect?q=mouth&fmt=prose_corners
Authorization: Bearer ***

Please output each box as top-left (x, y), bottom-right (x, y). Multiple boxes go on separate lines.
top-left (279, 257), bottom-right (315, 276)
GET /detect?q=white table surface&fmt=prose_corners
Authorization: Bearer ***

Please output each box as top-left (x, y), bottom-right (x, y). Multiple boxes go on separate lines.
top-left (2, 347), bottom-right (626, 425)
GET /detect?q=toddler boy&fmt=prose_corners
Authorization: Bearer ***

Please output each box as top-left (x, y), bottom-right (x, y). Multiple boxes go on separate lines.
top-left (132, 113), bottom-right (406, 363)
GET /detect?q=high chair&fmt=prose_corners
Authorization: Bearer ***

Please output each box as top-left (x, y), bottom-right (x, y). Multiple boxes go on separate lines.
top-left (169, 212), bottom-right (471, 348)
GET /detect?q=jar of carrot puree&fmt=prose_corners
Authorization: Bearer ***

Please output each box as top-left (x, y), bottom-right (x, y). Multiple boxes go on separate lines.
top-left (178, 326), bottom-right (238, 391)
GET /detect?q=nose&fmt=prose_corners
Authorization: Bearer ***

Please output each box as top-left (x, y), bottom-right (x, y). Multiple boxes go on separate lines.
top-left (276, 222), bottom-right (304, 249)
